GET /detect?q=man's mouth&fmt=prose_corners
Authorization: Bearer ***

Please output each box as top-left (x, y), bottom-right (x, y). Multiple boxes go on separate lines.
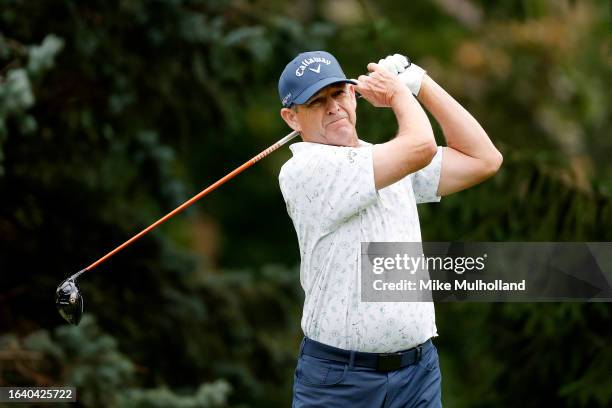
top-left (326, 117), bottom-right (347, 127)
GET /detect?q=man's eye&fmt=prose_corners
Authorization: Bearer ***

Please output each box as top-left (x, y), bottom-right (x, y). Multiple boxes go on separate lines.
top-left (334, 90), bottom-right (346, 97)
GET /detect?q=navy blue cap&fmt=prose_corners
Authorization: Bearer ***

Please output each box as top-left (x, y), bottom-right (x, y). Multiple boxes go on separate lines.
top-left (278, 51), bottom-right (356, 107)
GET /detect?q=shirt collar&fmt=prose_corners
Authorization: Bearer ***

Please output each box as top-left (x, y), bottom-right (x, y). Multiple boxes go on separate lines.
top-left (289, 139), bottom-right (371, 155)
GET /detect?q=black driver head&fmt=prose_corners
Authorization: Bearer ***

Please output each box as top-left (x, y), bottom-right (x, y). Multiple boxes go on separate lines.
top-left (55, 278), bottom-right (84, 325)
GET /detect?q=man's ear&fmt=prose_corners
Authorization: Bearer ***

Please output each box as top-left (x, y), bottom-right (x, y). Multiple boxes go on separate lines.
top-left (280, 108), bottom-right (301, 132)
top-left (347, 84), bottom-right (356, 101)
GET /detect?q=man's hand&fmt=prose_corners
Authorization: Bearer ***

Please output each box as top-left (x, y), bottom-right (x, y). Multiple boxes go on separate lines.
top-left (378, 54), bottom-right (427, 97)
top-left (377, 54), bottom-right (409, 75)
top-left (354, 63), bottom-right (409, 108)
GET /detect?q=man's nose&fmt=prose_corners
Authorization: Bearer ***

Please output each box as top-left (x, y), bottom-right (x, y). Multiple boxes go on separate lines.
top-left (325, 98), bottom-right (341, 114)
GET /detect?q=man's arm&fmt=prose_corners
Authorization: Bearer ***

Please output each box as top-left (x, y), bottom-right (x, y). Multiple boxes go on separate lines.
top-left (417, 75), bottom-right (503, 196)
top-left (355, 63), bottom-right (438, 190)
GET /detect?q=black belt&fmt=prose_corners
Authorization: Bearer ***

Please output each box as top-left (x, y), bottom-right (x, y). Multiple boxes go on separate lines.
top-left (301, 337), bottom-right (432, 372)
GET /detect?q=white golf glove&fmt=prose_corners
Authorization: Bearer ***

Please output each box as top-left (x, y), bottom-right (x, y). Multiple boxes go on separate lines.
top-left (377, 53), bottom-right (426, 96)
top-left (378, 54), bottom-right (409, 75)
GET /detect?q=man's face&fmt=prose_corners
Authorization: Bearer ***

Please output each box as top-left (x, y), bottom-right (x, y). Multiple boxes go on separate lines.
top-left (280, 83), bottom-right (358, 147)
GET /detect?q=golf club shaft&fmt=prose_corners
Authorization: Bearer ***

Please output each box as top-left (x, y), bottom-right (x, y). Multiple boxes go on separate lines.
top-left (84, 130), bottom-right (300, 273)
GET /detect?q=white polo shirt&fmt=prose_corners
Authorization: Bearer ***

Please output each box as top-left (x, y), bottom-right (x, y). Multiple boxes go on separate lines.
top-left (279, 140), bottom-right (444, 353)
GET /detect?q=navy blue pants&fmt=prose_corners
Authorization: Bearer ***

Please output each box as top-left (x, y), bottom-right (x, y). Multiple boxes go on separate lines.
top-left (292, 339), bottom-right (442, 407)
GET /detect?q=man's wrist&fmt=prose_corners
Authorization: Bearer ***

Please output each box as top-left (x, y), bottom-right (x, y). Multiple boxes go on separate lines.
top-left (390, 86), bottom-right (413, 110)
top-left (415, 74), bottom-right (431, 101)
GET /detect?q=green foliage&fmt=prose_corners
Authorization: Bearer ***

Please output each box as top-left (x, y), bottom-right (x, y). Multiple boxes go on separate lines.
top-left (0, 316), bottom-right (231, 407)
top-left (27, 34), bottom-right (64, 77)
top-left (117, 380), bottom-right (231, 408)
top-left (0, 68), bottom-right (33, 114)
top-left (0, 33), bottom-right (64, 174)
top-left (27, 316), bottom-right (135, 406)
top-left (436, 302), bottom-right (612, 407)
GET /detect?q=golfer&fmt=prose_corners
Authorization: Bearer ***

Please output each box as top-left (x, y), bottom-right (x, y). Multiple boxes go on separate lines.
top-left (278, 51), bottom-right (502, 407)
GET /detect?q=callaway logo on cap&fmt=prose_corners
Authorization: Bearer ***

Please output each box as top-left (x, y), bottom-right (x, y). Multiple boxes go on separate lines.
top-left (278, 51), bottom-right (356, 108)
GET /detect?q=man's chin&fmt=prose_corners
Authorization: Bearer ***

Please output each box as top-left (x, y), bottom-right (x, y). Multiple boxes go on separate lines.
top-left (327, 131), bottom-right (358, 147)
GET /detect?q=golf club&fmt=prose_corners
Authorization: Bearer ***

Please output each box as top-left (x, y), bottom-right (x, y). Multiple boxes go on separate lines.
top-left (56, 130), bottom-right (300, 325)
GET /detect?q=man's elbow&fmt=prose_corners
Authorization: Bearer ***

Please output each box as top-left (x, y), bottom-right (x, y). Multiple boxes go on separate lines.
top-left (483, 149), bottom-right (503, 177)
top-left (417, 141), bottom-right (439, 168)
top-left (395, 138), bottom-right (438, 173)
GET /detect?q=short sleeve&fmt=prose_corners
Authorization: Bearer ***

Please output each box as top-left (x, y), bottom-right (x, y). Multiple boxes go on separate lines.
top-left (410, 146), bottom-right (444, 204)
top-left (279, 144), bottom-right (377, 232)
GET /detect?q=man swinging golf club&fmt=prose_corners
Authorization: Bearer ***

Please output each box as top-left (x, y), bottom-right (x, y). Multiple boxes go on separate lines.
top-left (278, 51), bottom-right (503, 407)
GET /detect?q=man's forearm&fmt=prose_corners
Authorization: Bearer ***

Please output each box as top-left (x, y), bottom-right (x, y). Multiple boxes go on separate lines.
top-left (389, 88), bottom-right (438, 173)
top-left (371, 84), bottom-right (437, 190)
top-left (417, 75), bottom-right (502, 165)
top-left (392, 88), bottom-right (435, 148)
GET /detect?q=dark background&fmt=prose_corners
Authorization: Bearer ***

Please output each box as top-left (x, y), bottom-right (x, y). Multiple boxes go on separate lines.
top-left (1, 0), bottom-right (611, 406)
